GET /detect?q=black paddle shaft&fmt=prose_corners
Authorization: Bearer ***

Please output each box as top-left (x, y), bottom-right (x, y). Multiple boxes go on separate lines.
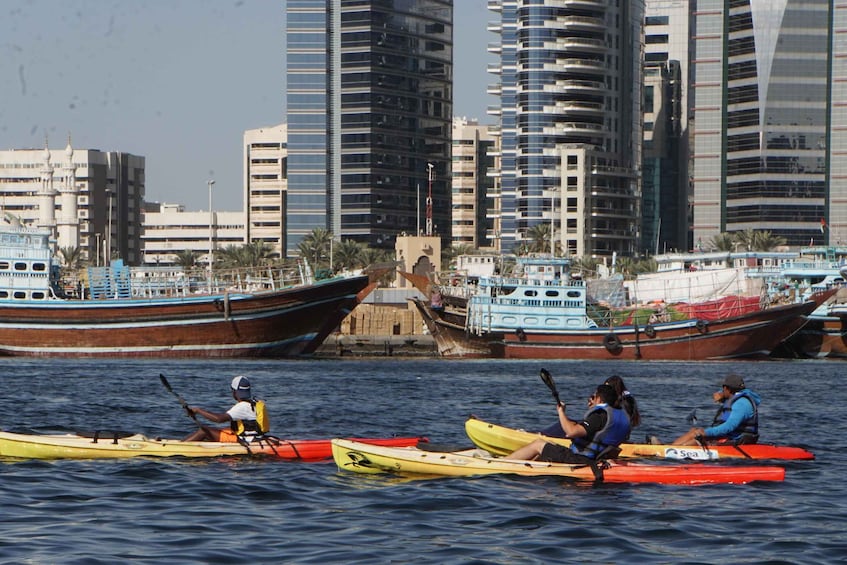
top-left (539, 368), bottom-right (563, 407)
top-left (159, 374), bottom-right (198, 422)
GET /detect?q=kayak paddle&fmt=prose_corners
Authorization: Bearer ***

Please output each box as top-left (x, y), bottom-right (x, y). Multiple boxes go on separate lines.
top-left (159, 374), bottom-right (199, 423)
top-left (539, 368), bottom-right (563, 407)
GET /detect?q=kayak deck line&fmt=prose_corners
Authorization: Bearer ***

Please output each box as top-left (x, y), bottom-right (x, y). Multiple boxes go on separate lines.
top-left (0, 430), bottom-right (427, 461)
top-left (464, 417), bottom-right (815, 461)
top-left (331, 439), bottom-right (786, 485)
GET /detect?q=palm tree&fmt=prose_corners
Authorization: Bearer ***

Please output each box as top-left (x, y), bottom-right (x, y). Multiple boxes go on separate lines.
top-left (750, 230), bottom-right (787, 251)
top-left (632, 256), bottom-right (658, 275)
top-left (526, 223), bottom-right (552, 253)
top-left (297, 228), bottom-right (333, 270)
top-left (572, 256), bottom-right (600, 277)
top-left (707, 232), bottom-right (735, 252)
top-left (174, 250), bottom-right (198, 268)
top-left (360, 247), bottom-right (396, 285)
top-left (217, 241), bottom-right (275, 269)
top-left (733, 228), bottom-right (757, 252)
top-left (57, 246), bottom-right (85, 270)
top-left (333, 239), bottom-right (365, 271)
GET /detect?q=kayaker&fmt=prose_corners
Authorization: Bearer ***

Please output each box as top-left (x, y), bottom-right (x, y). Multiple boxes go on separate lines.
top-left (671, 373), bottom-right (760, 446)
top-left (538, 375), bottom-right (640, 439)
top-left (183, 376), bottom-right (268, 442)
top-left (604, 375), bottom-right (641, 431)
top-left (507, 384), bottom-right (631, 464)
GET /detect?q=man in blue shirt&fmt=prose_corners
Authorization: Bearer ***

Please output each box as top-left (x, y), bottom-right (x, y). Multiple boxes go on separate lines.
top-left (673, 373), bottom-right (761, 445)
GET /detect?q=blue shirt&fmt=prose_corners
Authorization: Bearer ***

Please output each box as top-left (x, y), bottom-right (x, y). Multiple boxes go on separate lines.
top-left (704, 390), bottom-right (760, 439)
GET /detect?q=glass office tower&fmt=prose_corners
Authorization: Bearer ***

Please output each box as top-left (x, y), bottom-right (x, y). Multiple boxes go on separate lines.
top-left (286, 0), bottom-right (453, 255)
top-left (692, 0), bottom-right (847, 247)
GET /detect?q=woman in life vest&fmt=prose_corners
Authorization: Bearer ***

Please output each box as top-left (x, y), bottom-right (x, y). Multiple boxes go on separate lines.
top-left (538, 375), bottom-right (639, 439)
top-left (183, 376), bottom-right (268, 442)
top-left (507, 384), bottom-right (631, 464)
top-left (672, 373), bottom-right (760, 446)
top-left (604, 375), bottom-right (641, 436)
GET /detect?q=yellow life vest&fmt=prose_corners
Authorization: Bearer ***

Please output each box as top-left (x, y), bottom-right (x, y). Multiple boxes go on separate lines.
top-left (232, 399), bottom-right (270, 435)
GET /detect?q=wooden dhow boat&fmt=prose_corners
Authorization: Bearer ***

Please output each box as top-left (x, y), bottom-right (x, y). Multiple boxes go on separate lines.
top-left (405, 255), bottom-right (834, 360)
top-left (0, 224), bottom-right (371, 357)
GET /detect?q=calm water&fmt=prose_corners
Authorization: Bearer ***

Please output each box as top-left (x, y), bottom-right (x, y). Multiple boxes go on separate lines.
top-left (1, 357), bottom-right (846, 564)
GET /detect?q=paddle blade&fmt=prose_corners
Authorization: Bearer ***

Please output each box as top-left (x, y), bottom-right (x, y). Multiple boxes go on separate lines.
top-left (539, 368), bottom-right (561, 406)
top-left (686, 409), bottom-right (698, 425)
top-left (159, 374), bottom-right (174, 393)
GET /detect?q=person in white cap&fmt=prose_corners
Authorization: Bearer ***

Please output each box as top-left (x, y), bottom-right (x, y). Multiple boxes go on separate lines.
top-left (672, 373), bottom-right (760, 446)
top-left (182, 376), bottom-right (268, 442)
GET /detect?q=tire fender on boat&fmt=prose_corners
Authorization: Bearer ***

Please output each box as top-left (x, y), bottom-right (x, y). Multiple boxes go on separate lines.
top-left (644, 324), bottom-right (656, 338)
top-left (603, 332), bottom-right (622, 353)
top-left (696, 319), bottom-right (708, 333)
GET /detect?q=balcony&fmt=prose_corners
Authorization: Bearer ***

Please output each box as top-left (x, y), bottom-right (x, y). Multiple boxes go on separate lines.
top-left (552, 79), bottom-right (607, 95)
top-left (559, 58), bottom-right (605, 75)
top-left (556, 15), bottom-right (605, 33)
top-left (551, 101), bottom-right (605, 116)
top-left (557, 37), bottom-right (607, 54)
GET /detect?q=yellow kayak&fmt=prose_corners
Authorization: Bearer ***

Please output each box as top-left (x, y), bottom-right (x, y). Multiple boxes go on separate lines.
top-left (0, 430), bottom-right (425, 461)
top-left (464, 417), bottom-right (815, 461)
top-left (331, 439), bottom-right (785, 484)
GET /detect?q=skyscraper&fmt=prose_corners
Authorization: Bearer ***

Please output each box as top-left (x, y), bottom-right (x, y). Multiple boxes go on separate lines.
top-left (487, 0), bottom-right (644, 258)
top-left (285, 0), bottom-right (453, 256)
top-left (642, 0), bottom-right (691, 253)
top-left (692, 0), bottom-right (846, 247)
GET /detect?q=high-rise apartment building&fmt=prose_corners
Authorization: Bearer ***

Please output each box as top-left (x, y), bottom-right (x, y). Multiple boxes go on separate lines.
top-left (487, 0), bottom-right (644, 258)
top-left (0, 144), bottom-right (145, 265)
top-left (692, 0), bottom-right (847, 247)
top-left (285, 0), bottom-right (453, 255)
top-left (244, 124), bottom-right (287, 258)
top-left (451, 117), bottom-right (495, 248)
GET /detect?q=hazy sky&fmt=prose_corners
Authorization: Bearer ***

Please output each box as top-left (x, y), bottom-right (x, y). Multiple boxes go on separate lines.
top-left (0, 0), bottom-right (496, 211)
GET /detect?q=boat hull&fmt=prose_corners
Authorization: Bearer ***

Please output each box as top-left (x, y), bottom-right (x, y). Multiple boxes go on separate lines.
top-left (465, 418), bottom-right (815, 461)
top-left (773, 314), bottom-right (847, 359)
top-left (0, 275), bottom-right (369, 358)
top-left (412, 294), bottom-right (825, 360)
top-left (0, 430), bottom-right (426, 460)
top-left (331, 439), bottom-right (785, 485)
top-left (494, 299), bottom-right (818, 360)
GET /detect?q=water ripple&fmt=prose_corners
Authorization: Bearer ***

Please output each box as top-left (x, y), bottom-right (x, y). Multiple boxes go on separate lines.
top-left (2, 358), bottom-right (847, 563)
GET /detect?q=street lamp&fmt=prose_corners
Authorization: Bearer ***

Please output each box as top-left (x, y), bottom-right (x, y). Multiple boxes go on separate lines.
top-left (426, 163), bottom-right (434, 236)
top-left (106, 189), bottom-right (113, 266)
top-left (208, 179), bottom-right (215, 293)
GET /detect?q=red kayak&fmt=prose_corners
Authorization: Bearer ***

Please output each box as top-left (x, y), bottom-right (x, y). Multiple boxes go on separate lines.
top-left (265, 436), bottom-right (429, 462)
top-left (599, 460), bottom-right (786, 485)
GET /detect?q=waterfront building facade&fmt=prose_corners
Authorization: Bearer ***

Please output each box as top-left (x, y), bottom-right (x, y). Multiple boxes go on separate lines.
top-left (244, 124), bottom-right (287, 258)
top-left (692, 0), bottom-right (847, 247)
top-left (0, 144), bottom-right (145, 265)
top-left (451, 117), bottom-right (495, 249)
top-left (285, 0), bottom-right (453, 255)
top-left (141, 202), bottom-right (245, 266)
